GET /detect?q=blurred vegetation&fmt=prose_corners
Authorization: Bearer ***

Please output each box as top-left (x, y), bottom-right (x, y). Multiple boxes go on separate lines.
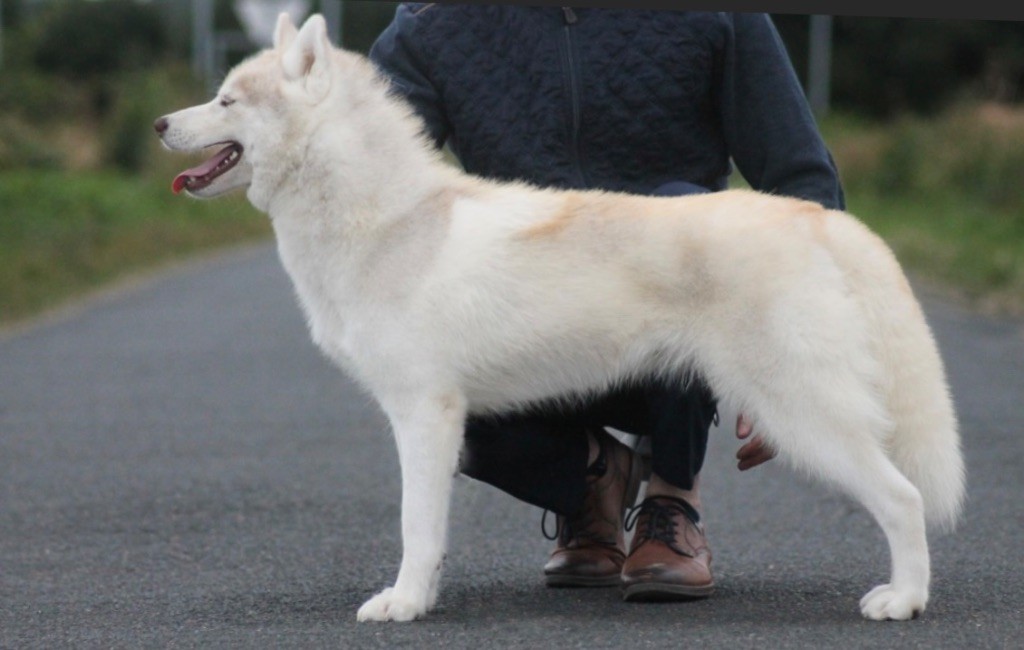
top-left (773, 16), bottom-right (1024, 117)
top-left (0, 1), bottom-right (1022, 323)
top-left (820, 104), bottom-right (1024, 314)
top-left (0, 0), bottom-right (272, 324)
top-left (0, 171), bottom-right (267, 322)
top-left (32, 0), bottom-right (168, 78)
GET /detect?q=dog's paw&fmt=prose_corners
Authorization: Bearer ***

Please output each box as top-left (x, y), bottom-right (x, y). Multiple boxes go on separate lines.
top-left (859, 584), bottom-right (927, 621)
top-left (356, 587), bottom-right (426, 623)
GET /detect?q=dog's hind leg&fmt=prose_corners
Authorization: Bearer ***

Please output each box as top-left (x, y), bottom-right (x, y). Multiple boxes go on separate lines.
top-left (757, 395), bottom-right (930, 621)
top-left (817, 441), bottom-right (929, 621)
top-left (356, 390), bottom-right (467, 622)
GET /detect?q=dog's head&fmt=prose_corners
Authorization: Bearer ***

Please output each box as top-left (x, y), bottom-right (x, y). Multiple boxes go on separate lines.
top-left (154, 13), bottom-right (340, 208)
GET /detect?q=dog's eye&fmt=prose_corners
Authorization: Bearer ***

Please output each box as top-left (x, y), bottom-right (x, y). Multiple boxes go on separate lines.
top-left (219, 96), bottom-right (236, 108)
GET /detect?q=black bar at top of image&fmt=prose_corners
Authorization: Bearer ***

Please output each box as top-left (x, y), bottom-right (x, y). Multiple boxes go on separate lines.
top-left (422, 0), bottom-right (1024, 22)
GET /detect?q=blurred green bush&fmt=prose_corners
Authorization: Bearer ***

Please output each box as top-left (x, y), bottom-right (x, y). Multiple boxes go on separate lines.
top-left (0, 116), bottom-right (62, 171)
top-left (831, 103), bottom-right (1024, 211)
top-left (773, 16), bottom-right (1024, 118)
top-left (102, 68), bottom-right (205, 174)
top-left (31, 0), bottom-right (170, 79)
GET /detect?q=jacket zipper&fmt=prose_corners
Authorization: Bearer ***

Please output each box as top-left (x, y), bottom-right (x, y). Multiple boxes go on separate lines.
top-left (561, 7), bottom-right (587, 187)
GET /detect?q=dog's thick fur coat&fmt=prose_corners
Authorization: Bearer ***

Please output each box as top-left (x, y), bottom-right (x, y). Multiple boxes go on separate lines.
top-left (157, 14), bottom-right (965, 623)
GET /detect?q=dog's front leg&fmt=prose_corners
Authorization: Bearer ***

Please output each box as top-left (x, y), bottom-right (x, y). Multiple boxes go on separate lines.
top-left (356, 391), bottom-right (467, 622)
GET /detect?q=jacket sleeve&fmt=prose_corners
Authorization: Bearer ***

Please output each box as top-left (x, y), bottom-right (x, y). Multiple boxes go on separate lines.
top-left (368, 4), bottom-right (451, 150)
top-left (718, 13), bottom-right (846, 210)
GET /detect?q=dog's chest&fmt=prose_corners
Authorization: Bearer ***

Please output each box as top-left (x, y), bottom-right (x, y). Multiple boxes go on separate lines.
top-left (273, 237), bottom-right (351, 349)
top-left (273, 243), bottom-right (397, 372)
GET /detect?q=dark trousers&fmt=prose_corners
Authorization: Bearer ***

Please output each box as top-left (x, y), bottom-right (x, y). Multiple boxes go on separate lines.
top-left (459, 378), bottom-right (718, 517)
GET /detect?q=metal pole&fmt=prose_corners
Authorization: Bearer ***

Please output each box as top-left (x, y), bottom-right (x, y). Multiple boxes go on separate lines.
top-left (192, 0), bottom-right (215, 86)
top-left (808, 15), bottom-right (833, 118)
top-left (1, 0), bottom-right (5, 71)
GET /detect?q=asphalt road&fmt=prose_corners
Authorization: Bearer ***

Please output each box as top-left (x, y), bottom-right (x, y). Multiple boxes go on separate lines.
top-left (1, 243), bottom-right (1021, 649)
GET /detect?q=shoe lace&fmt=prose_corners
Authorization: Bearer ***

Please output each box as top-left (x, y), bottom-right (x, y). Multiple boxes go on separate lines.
top-left (540, 430), bottom-right (618, 549)
top-left (541, 507), bottom-right (617, 547)
top-left (624, 496), bottom-right (701, 558)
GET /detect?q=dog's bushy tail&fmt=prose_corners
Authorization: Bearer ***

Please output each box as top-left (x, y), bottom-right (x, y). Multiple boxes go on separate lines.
top-left (882, 318), bottom-right (965, 532)
top-left (836, 217), bottom-right (966, 531)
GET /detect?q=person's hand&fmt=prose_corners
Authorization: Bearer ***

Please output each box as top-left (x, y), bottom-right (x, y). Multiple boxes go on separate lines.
top-left (735, 414), bottom-right (775, 471)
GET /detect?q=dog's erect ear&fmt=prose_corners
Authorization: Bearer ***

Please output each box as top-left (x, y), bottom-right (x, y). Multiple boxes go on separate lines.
top-left (281, 14), bottom-right (332, 102)
top-left (273, 12), bottom-right (298, 50)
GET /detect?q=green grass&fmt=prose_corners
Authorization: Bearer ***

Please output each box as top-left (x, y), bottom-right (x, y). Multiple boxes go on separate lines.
top-left (821, 103), bottom-right (1024, 315)
top-left (846, 191), bottom-right (1024, 314)
top-left (0, 169), bottom-right (269, 324)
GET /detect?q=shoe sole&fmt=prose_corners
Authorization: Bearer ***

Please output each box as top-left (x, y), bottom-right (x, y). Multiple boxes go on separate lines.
top-left (545, 573), bottom-right (622, 588)
top-left (621, 582), bottom-right (715, 601)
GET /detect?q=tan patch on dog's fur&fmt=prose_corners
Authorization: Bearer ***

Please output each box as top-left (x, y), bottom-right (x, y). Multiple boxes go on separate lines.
top-left (234, 74), bottom-right (260, 100)
top-left (793, 200), bottom-right (830, 243)
top-left (228, 52), bottom-right (284, 105)
top-left (519, 194), bottom-right (586, 239)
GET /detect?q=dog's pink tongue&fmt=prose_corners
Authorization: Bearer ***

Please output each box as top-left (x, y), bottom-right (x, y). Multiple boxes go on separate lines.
top-left (171, 145), bottom-right (235, 194)
top-left (171, 173), bottom-right (192, 194)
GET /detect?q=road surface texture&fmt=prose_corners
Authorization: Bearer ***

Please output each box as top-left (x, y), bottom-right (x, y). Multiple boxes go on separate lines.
top-left (1, 243), bottom-right (1021, 648)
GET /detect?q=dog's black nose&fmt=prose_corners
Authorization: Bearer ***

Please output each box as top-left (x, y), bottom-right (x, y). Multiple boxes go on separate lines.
top-left (153, 117), bottom-right (169, 135)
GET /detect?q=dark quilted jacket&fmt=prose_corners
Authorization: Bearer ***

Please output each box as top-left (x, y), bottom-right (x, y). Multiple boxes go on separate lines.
top-left (369, 4), bottom-right (844, 209)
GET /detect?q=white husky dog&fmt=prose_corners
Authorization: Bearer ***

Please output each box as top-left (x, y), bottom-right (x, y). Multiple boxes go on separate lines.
top-left (156, 13), bottom-right (965, 623)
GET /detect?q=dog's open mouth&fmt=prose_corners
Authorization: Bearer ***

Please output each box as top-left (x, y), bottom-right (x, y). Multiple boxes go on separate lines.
top-left (172, 142), bottom-right (244, 194)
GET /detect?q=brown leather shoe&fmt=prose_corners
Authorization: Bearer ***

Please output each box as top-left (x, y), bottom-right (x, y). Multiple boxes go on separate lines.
top-left (543, 430), bottom-right (644, 587)
top-left (621, 495), bottom-right (714, 600)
